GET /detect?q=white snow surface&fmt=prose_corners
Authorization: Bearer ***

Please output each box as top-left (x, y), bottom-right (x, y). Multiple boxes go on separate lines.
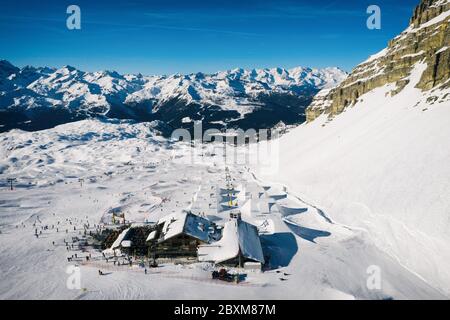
top-left (0, 61), bottom-right (449, 299)
top-left (256, 61), bottom-right (450, 296)
top-left (198, 220), bottom-right (240, 264)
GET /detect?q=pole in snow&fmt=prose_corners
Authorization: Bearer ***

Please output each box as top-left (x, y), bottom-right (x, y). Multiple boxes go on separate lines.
top-left (7, 178), bottom-right (17, 191)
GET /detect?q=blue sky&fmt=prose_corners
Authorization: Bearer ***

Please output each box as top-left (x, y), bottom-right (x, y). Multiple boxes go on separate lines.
top-left (0, 0), bottom-right (419, 75)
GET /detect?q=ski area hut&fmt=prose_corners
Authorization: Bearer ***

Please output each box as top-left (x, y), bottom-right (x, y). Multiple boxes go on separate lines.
top-left (102, 227), bottom-right (131, 256)
top-left (146, 211), bottom-right (219, 259)
top-left (102, 226), bottom-right (154, 256)
top-left (198, 219), bottom-right (265, 268)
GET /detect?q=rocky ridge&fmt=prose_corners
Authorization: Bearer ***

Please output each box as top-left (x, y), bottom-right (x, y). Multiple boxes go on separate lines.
top-left (306, 0), bottom-right (450, 122)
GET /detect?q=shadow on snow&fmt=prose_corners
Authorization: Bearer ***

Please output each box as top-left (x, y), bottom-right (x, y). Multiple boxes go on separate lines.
top-left (283, 219), bottom-right (331, 244)
top-left (260, 232), bottom-right (298, 269)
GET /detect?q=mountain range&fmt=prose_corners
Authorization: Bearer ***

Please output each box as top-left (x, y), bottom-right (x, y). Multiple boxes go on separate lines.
top-left (0, 61), bottom-right (346, 134)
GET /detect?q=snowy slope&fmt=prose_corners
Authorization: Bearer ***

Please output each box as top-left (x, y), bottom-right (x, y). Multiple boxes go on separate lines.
top-left (254, 0), bottom-right (450, 297)
top-left (256, 61), bottom-right (450, 296)
top-left (0, 118), bottom-right (166, 187)
top-left (0, 116), bottom-right (445, 300)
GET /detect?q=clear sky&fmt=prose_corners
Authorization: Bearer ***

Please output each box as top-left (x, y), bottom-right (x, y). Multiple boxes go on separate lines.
top-left (0, 0), bottom-right (419, 75)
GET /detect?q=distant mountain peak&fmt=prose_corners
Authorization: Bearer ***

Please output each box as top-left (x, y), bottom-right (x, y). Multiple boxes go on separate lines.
top-left (0, 60), bottom-right (347, 133)
top-left (0, 60), bottom-right (20, 78)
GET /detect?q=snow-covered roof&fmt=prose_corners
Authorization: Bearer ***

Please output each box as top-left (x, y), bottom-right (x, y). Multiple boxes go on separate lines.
top-left (198, 219), bottom-right (265, 264)
top-left (110, 228), bottom-right (131, 250)
top-left (156, 211), bottom-right (214, 243)
top-left (146, 230), bottom-right (157, 242)
top-left (121, 240), bottom-right (132, 248)
top-left (237, 219), bottom-right (265, 264)
top-left (198, 220), bottom-right (239, 264)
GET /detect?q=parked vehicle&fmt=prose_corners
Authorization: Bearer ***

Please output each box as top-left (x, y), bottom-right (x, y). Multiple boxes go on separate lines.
top-left (212, 268), bottom-right (239, 283)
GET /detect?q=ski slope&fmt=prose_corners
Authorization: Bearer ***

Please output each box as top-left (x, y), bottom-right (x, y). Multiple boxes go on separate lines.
top-left (256, 62), bottom-right (450, 296)
top-left (0, 116), bottom-right (446, 299)
top-left (0, 59), bottom-right (449, 299)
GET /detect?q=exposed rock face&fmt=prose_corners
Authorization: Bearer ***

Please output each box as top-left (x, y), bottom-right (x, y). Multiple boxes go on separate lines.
top-left (306, 0), bottom-right (450, 122)
top-left (305, 88), bottom-right (333, 122)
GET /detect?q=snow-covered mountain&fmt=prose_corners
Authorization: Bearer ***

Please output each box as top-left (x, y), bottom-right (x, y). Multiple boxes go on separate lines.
top-left (0, 61), bottom-right (346, 133)
top-left (306, 0), bottom-right (449, 121)
top-left (257, 0), bottom-right (450, 296)
top-left (1, 0), bottom-right (449, 301)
